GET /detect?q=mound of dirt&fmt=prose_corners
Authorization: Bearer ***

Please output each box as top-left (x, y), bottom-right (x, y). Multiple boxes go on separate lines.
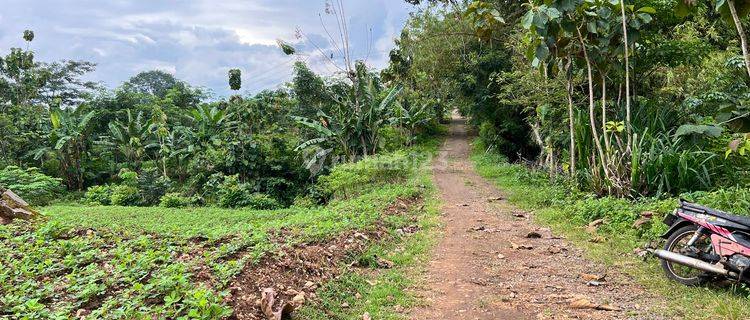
top-left (227, 197), bottom-right (421, 319)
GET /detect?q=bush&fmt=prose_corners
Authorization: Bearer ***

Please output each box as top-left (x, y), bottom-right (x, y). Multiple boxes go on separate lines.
top-left (0, 166), bottom-right (64, 205)
top-left (292, 195), bottom-right (318, 208)
top-left (217, 175), bottom-right (253, 208)
top-left (159, 193), bottom-right (191, 208)
top-left (117, 169), bottom-right (139, 187)
top-left (83, 185), bottom-right (113, 205)
top-left (216, 175), bottom-right (282, 209)
top-left (110, 185), bottom-right (141, 206)
top-left (138, 168), bottom-right (172, 206)
top-left (316, 151), bottom-right (416, 200)
top-left (243, 193), bottom-right (282, 210)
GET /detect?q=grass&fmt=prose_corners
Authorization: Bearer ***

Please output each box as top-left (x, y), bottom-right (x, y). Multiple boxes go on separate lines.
top-left (470, 140), bottom-right (750, 320)
top-left (296, 164), bottom-right (441, 320)
top-left (0, 140), bottom-right (441, 319)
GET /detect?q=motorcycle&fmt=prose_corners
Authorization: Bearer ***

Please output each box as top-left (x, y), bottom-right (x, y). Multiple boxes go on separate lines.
top-left (649, 200), bottom-right (750, 285)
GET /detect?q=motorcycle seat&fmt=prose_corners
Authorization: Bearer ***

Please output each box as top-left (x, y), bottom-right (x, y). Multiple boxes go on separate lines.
top-left (680, 200), bottom-right (750, 229)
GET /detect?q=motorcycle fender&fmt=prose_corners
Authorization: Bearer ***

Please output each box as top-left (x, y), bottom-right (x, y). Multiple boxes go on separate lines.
top-left (660, 215), bottom-right (691, 239)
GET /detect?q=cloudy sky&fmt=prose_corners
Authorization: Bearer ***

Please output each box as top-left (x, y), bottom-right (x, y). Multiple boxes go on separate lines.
top-left (0, 0), bottom-right (416, 97)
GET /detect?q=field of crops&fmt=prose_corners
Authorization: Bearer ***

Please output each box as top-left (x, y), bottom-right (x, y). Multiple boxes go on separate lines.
top-left (0, 146), bottom-right (436, 319)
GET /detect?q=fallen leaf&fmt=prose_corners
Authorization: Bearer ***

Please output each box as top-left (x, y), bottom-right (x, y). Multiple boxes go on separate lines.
top-left (547, 245), bottom-right (562, 254)
top-left (363, 312), bottom-right (372, 320)
top-left (376, 257), bottom-right (394, 269)
top-left (580, 273), bottom-right (606, 282)
top-left (470, 225), bottom-right (486, 232)
top-left (589, 235), bottom-right (606, 243)
top-left (486, 196), bottom-right (503, 202)
top-left (260, 288), bottom-right (295, 320)
top-left (291, 293), bottom-right (305, 306)
top-left (497, 253), bottom-right (506, 259)
top-left (632, 217), bottom-right (651, 229)
top-left (596, 304), bottom-right (621, 311)
top-left (588, 219), bottom-right (604, 227)
top-left (526, 231), bottom-right (542, 238)
top-left (570, 298), bottom-right (596, 309)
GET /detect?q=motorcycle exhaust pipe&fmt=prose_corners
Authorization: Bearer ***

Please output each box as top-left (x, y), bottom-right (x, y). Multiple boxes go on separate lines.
top-left (648, 249), bottom-right (729, 275)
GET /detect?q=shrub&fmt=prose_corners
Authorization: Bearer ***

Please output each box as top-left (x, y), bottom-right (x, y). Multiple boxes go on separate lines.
top-left (110, 185), bottom-right (141, 206)
top-left (217, 175), bottom-right (252, 208)
top-left (243, 193), bottom-right (282, 210)
top-left (292, 195), bottom-right (318, 208)
top-left (83, 185), bottom-right (113, 205)
top-left (0, 166), bottom-right (64, 205)
top-left (138, 168), bottom-right (172, 206)
top-left (316, 151), bottom-right (416, 200)
top-left (117, 169), bottom-right (139, 187)
top-left (160, 193), bottom-right (191, 208)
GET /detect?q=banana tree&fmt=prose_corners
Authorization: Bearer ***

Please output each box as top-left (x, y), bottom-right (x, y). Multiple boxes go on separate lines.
top-left (392, 100), bottom-right (432, 146)
top-left (30, 108), bottom-right (95, 190)
top-left (98, 110), bottom-right (152, 170)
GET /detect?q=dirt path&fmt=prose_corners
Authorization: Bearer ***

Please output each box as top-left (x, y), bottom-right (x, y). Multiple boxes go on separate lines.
top-left (409, 117), bottom-right (660, 319)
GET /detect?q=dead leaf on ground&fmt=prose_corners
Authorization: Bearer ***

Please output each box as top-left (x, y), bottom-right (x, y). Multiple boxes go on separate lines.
top-left (589, 235), bottom-right (606, 243)
top-left (470, 225), bottom-right (486, 232)
top-left (260, 288), bottom-right (295, 320)
top-left (632, 217), bottom-right (651, 229)
top-left (570, 298), bottom-right (597, 309)
top-left (512, 211), bottom-right (527, 218)
top-left (525, 231), bottom-right (542, 238)
top-left (376, 257), bottom-right (394, 269)
top-left (569, 297), bottom-right (621, 311)
top-left (580, 273), bottom-right (606, 282)
top-left (486, 196), bottom-right (503, 202)
top-left (497, 253), bottom-right (506, 259)
top-left (362, 312), bottom-right (372, 320)
top-left (547, 245), bottom-right (562, 254)
top-left (510, 242), bottom-right (533, 250)
top-left (586, 219), bottom-right (604, 234)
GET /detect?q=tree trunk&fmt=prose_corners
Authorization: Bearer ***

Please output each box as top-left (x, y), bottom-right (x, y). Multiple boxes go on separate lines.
top-left (728, 0), bottom-right (750, 78)
top-left (620, 0), bottom-right (633, 151)
top-left (577, 27), bottom-right (609, 178)
top-left (601, 75), bottom-right (610, 153)
top-left (531, 121), bottom-right (545, 167)
top-left (566, 59), bottom-right (576, 178)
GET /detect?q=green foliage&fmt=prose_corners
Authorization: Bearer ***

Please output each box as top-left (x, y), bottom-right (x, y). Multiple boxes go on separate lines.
top-left (110, 185), bottom-right (140, 206)
top-left (242, 193), bottom-right (282, 210)
top-left (316, 150), bottom-right (419, 200)
top-left (0, 166), bottom-right (63, 205)
top-left (83, 185), bottom-right (113, 205)
top-left (159, 193), bottom-right (191, 208)
top-left (228, 69), bottom-right (241, 91)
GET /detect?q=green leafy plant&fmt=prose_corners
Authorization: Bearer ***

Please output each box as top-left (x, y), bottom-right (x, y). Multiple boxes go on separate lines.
top-left (0, 166), bottom-right (63, 205)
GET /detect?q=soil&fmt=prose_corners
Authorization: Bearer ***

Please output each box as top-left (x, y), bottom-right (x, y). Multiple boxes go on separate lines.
top-left (409, 116), bottom-right (665, 319)
top-left (227, 198), bottom-right (422, 319)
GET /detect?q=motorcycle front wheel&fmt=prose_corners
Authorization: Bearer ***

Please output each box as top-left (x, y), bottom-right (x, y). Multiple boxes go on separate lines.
top-left (661, 225), bottom-right (713, 286)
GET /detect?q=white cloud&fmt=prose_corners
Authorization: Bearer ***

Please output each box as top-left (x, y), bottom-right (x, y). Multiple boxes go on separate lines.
top-left (1, 0), bottom-right (414, 96)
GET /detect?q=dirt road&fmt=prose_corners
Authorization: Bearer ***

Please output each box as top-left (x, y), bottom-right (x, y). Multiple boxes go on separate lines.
top-left (409, 117), bottom-right (660, 319)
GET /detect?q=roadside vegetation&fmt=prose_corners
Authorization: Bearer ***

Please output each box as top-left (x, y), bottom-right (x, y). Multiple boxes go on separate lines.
top-left (1, 140), bottom-right (441, 319)
top-left (473, 141), bottom-right (750, 319)
top-left (0, 3), bottom-right (446, 317)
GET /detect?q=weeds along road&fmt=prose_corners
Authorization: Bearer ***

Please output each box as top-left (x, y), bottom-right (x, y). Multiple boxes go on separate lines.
top-left (409, 116), bottom-right (663, 320)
